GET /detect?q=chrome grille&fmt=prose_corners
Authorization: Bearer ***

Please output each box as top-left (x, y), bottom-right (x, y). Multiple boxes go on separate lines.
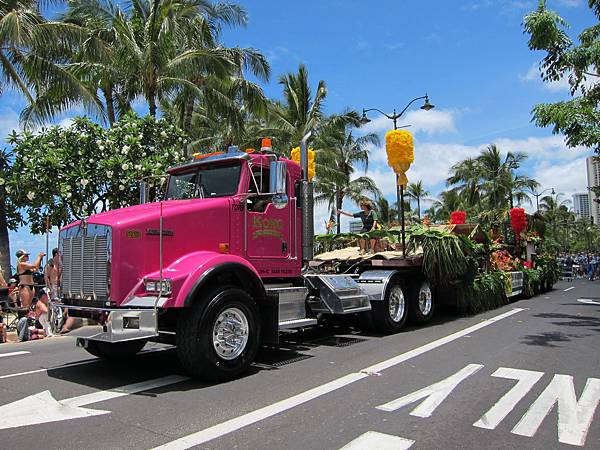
top-left (61, 227), bottom-right (110, 301)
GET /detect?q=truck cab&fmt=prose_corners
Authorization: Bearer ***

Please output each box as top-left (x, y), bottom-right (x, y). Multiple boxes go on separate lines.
top-left (57, 141), bottom-right (420, 381)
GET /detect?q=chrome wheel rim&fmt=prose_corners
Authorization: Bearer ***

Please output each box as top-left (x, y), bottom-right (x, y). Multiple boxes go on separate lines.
top-left (419, 283), bottom-right (433, 316)
top-left (212, 307), bottom-right (249, 360)
top-left (388, 286), bottom-right (405, 323)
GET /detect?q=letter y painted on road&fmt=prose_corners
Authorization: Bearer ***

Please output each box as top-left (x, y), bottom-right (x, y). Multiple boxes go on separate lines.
top-left (377, 364), bottom-right (483, 418)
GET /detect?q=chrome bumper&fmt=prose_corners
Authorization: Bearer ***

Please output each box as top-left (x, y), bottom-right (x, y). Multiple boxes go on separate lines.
top-left (62, 305), bottom-right (159, 343)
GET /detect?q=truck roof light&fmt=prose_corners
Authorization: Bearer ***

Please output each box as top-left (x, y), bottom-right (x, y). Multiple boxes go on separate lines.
top-left (261, 138), bottom-right (272, 152)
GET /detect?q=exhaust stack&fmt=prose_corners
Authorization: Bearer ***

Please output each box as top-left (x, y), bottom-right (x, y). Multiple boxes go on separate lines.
top-left (300, 132), bottom-right (314, 263)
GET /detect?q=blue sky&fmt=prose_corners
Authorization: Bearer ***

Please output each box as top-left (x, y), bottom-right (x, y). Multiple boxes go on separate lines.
top-left (1, 0), bottom-right (595, 265)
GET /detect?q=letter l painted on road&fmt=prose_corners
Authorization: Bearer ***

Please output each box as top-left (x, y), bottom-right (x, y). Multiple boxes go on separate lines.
top-left (512, 374), bottom-right (600, 447)
top-left (377, 364), bottom-right (484, 418)
top-left (474, 367), bottom-right (544, 430)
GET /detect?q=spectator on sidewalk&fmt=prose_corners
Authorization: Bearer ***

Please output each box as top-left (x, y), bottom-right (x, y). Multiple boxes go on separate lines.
top-left (16, 249), bottom-right (45, 309)
top-left (0, 315), bottom-right (6, 343)
top-left (44, 248), bottom-right (60, 299)
top-left (35, 288), bottom-right (53, 336)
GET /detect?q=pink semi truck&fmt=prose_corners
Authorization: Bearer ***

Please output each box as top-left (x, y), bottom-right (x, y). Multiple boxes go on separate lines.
top-left (57, 138), bottom-right (437, 380)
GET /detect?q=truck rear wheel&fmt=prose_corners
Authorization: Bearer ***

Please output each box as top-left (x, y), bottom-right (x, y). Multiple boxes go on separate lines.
top-left (176, 286), bottom-right (260, 381)
top-left (409, 280), bottom-right (435, 324)
top-left (370, 281), bottom-right (408, 333)
top-left (83, 339), bottom-right (147, 360)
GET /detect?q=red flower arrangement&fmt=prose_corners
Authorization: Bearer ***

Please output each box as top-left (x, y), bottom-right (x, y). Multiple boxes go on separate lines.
top-left (509, 208), bottom-right (527, 241)
top-left (450, 211), bottom-right (466, 225)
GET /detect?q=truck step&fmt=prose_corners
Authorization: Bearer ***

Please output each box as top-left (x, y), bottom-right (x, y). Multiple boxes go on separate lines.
top-left (278, 318), bottom-right (318, 330)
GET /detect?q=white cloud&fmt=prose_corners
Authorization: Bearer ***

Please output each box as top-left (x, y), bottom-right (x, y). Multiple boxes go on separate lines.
top-left (360, 109), bottom-right (457, 135)
top-left (59, 117), bottom-right (74, 129)
top-left (520, 62), bottom-right (595, 93)
top-left (492, 135), bottom-right (589, 161)
top-left (532, 156), bottom-right (589, 199)
top-left (0, 107), bottom-right (21, 141)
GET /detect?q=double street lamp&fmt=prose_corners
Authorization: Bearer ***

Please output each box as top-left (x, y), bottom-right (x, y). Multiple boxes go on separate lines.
top-left (530, 187), bottom-right (555, 213)
top-left (361, 95), bottom-right (435, 257)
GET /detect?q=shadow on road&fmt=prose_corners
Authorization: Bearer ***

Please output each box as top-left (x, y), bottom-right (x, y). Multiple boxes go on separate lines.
top-left (520, 312), bottom-right (599, 347)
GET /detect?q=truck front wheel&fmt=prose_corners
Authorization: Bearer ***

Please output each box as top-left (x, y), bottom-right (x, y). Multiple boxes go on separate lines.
top-left (83, 339), bottom-right (147, 360)
top-left (176, 286), bottom-right (260, 381)
top-left (370, 281), bottom-right (408, 333)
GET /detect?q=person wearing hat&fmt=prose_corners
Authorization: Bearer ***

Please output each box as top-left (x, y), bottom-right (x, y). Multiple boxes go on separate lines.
top-left (16, 249), bottom-right (45, 309)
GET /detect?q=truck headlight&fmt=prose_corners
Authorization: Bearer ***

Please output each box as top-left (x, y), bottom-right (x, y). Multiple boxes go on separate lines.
top-left (144, 278), bottom-right (172, 295)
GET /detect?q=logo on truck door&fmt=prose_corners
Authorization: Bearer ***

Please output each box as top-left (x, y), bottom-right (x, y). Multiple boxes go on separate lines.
top-left (252, 216), bottom-right (284, 239)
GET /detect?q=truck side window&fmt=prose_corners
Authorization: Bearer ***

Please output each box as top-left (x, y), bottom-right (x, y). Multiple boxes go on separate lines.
top-left (248, 167), bottom-right (272, 212)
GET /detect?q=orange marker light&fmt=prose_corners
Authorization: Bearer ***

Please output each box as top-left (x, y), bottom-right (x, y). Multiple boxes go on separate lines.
top-left (261, 138), bottom-right (272, 150)
top-left (218, 243), bottom-right (230, 253)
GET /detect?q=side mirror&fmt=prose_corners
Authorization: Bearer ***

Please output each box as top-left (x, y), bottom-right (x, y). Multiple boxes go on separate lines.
top-left (269, 161), bottom-right (287, 195)
top-left (139, 180), bottom-right (149, 204)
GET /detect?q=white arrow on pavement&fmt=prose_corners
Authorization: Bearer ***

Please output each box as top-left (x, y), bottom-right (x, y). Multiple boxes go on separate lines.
top-left (577, 298), bottom-right (600, 305)
top-left (340, 431), bottom-right (415, 450)
top-left (0, 374), bottom-right (188, 430)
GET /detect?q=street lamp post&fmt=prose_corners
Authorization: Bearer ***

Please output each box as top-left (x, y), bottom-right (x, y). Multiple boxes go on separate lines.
top-left (529, 187), bottom-right (555, 213)
top-left (361, 95), bottom-right (434, 257)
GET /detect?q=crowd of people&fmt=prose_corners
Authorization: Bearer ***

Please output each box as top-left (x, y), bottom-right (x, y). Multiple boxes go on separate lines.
top-left (558, 252), bottom-right (600, 281)
top-left (0, 247), bottom-right (73, 343)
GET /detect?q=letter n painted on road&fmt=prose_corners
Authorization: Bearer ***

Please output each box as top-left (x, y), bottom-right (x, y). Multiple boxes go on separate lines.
top-left (377, 364), bottom-right (484, 418)
top-left (512, 374), bottom-right (600, 446)
top-left (474, 367), bottom-right (544, 430)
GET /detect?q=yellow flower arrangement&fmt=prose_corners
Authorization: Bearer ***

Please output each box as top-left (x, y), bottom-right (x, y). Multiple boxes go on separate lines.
top-left (385, 129), bottom-right (414, 186)
top-left (290, 146), bottom-right (316, 180)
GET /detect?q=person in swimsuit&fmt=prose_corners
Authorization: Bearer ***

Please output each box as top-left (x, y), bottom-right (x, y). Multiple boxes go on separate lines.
top-left (16, 249), bottom-right (45, 309)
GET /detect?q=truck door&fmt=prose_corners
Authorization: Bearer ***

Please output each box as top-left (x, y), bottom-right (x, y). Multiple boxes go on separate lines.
top-left (245, 164), bottom-right (291, 260)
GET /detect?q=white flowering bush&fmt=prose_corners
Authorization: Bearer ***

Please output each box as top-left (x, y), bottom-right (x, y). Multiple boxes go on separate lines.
top-left (7, 113), bottom-right (187, 233)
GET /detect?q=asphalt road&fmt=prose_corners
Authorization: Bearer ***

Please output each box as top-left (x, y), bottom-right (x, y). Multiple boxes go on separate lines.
top-left (0, 279), bottom-right (598, 449)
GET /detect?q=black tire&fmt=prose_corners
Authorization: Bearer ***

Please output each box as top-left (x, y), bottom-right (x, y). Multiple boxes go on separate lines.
top-left (176, 286), bottom-right (260, 381)
top-left (370, 280), bottom-right (409, 333)
top-left (84, 339), bottom-right (147, 360)
top-left (408, 280), bottom-right (435, 325)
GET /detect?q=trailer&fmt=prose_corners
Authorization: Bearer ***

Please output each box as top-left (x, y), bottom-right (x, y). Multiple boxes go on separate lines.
top-left (55, 137), bottom-right (521, 381)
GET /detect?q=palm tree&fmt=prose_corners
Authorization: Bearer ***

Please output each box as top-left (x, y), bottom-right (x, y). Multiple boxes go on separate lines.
top-left (23, 0), bottom-right (269, 128)
top-left (375, 197), bottom-right (396, 226)
top-left (406, 181), bottom-right (430, 219)
top-left (314, 115), bottom-right (381, 233)
top-left (431, 190), bottom-right (465, 222)
top-left (477, 144), bottom-right (529, 210)
top-left (264, 64), bottom-right (327, 153)
top-left (447, 157), bottom-right (482, 209)
top-left (0, 0), bottom-right (42, 102)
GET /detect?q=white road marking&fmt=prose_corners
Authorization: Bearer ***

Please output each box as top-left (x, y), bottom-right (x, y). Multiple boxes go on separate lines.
top-left (512, 374), bottom-right (600, 446)
top-left (0, 374), bottom-right (188, 430)
top-left (0, 351), bottom-right (30, 358)
top-left (377, 364), bottom-right (484, 417)
top-left (151, 308), bottom-right (524, 450)
top-left (340, 431), bottom-right (415, 450)
top-left (577, 298), bottom-right (600, 305)
top-left (474, 368), bottom-right (544, 430)
top-left (563, 287), bottom-right (575, 292)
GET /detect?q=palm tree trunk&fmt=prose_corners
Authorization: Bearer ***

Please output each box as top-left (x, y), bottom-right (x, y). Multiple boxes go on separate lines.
top-left (183, 95), bottom-right (194, 135)
top-left (336, 191), bottom-right (343, 234)
top-left (102, 85), bottom-right (116, 125)
top-left (149, 90), bottom-right (157, 117)
top-left (0, 194), bottom-right (11, 279)
top-left (417, 198), bottom-right (421, 220)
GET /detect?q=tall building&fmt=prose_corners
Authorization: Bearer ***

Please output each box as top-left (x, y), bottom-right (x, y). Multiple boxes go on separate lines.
top-left (587, 156), bottom-right (600, 224)
top-left (349, 220), bottom-right (363, 233)
top-left (572, 193), bottom-right (591, 220)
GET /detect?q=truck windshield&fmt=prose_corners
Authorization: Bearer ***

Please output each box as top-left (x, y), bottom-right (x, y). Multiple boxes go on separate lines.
top-left (166, 163), bottom-right (242, 200)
